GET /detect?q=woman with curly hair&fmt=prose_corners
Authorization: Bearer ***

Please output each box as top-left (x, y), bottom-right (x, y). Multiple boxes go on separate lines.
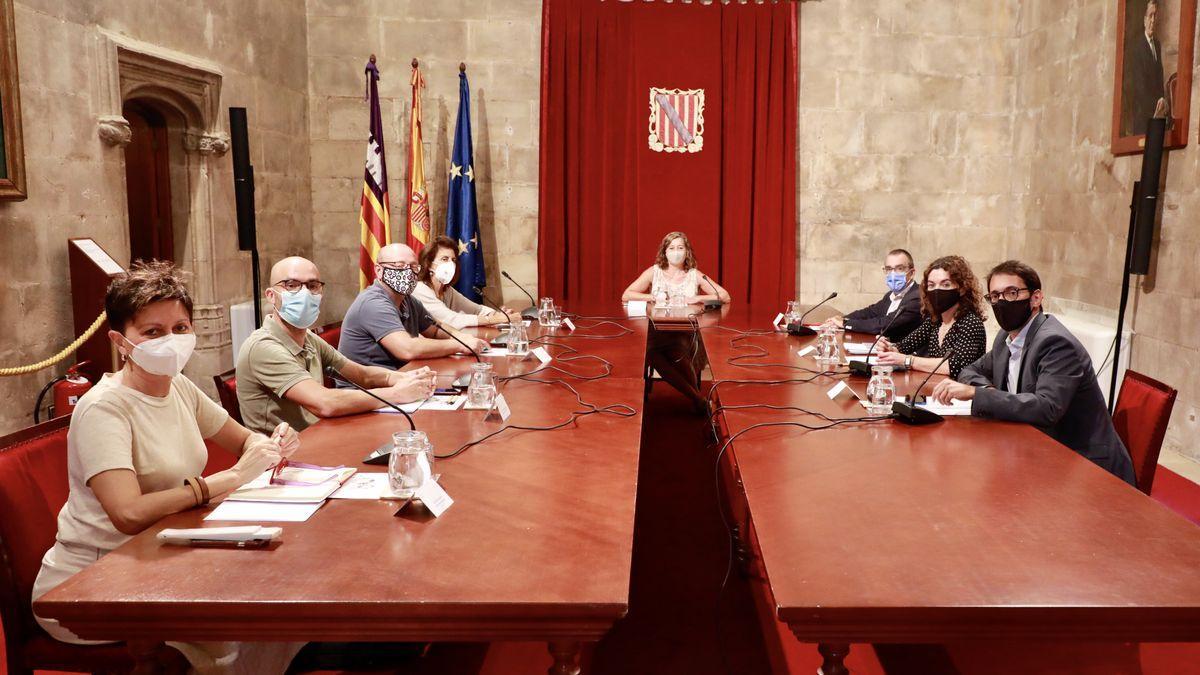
top-left (876, 254), bottom-right (987, 378)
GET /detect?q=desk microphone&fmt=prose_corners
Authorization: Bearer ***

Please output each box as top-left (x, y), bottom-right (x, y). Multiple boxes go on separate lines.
top-left (701, 274), bottom-right (723, 311)
top-left (848, 309), bottom-right (905, 378)
top-left (431, 320), bottom-right (481, 363)
top-left (501, 270), bottom-right (540, 320)
top-left (475, 286), bottom-right (513, 348)
top-left (891, 350), bottom-right (954, 425)
top-left (786, 292), bottom-right (838, 336)
top-left (326, 367), bottom-right (416, 464)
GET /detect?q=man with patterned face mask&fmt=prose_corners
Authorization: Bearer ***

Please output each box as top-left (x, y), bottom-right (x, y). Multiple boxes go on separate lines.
top-left (236, 256), bottom-right (436, 434)
top-left (338, 243), bottom-right (489, 376)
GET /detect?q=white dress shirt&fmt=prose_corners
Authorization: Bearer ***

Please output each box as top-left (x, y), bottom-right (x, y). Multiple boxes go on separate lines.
top-left (887, 281), bottom-right (915, 315)
top-left (1005, 314), bottom-right (1037, 394)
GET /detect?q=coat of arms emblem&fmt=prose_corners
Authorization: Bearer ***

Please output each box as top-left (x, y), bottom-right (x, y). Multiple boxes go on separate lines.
top-left (648, 87), bottom-right (705, 153)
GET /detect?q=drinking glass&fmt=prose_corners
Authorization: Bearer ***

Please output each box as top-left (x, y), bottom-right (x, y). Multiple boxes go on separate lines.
top-left (866, 365), bottom-right (896, 415)
top-left (467, 362), bottom-right (497, 408)
top-left (815, 326), bottom-right (841, 366)
top-left (538, 297), bottom-right (556, 327)
top-left (785, 300), bottom-right (800, 323)
top-left (388, 430), bottom-right (433, 499)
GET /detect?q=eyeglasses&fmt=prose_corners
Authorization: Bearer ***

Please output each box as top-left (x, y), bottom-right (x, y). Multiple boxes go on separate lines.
top-left (882, 265), bottom-right (911, 273)
top-left (273, 279), bottom-right (326, 294)
top-left (379, 262), bottom-right (420, 272)
top-left (986, 287), bottom-right (1030, 304)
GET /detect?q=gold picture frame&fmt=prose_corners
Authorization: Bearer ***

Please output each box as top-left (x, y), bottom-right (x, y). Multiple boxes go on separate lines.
top-left (1, 0), bottom-right (26, 200)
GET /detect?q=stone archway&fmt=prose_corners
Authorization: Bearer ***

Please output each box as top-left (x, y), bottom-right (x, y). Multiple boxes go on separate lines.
top-left (92, 30), bottom-right (233, 390)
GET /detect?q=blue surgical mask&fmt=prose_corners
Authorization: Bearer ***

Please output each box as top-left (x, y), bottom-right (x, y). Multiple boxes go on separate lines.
top-left (276, 288), bottom-right (322, 329)
top-left (886, 272), bottom-right (908, 293)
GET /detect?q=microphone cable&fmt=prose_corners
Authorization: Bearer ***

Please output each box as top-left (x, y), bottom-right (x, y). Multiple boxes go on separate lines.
top-left (436, 376), bottom-right (637, 460)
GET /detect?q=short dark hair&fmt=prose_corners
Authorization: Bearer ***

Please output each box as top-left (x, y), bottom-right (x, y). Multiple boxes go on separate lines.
top-left (105, 260), bottom-right (194, 333)
top-left (887, 248), bottom-right (915, 270)
top-left (986, 260), bottom-right (1042, 292)
top-left (417, 235), bottom-right (461, 287)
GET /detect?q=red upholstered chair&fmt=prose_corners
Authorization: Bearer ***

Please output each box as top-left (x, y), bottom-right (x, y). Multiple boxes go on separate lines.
top-left (212, 368), bottom-right (243, 426)
top-left (0, 416), bottom-right (133, 674)
top-left (1112, 370), bottom-right (1178, 495)
top-left (314, 321), bottom-right (342, 348)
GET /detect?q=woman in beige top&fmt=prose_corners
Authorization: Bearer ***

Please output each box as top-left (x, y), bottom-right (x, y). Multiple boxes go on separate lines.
top-left (621, 232), bottom-right (731, 415)
top-left (32, 261), bottom-right (302, 673)
top-left (411, 235), bottom-right (521, 329)
top-left (621, 231), bottom-right (731, 305)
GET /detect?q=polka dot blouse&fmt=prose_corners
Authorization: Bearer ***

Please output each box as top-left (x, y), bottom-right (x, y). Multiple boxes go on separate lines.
top-left (895, 311), bottom-right (987, 378)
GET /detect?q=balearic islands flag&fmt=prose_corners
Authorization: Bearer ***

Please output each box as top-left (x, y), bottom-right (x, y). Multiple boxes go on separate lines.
top-left (358, 55), bottom-right (391, 290)
top-left (445, 67), bottom-right (485, 302)
top-left (405, 60), bottom-right (431, 253)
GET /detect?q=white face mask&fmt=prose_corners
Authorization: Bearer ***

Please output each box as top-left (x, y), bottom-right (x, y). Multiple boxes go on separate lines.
top-left (123, 333), bottom-right (196, 377)
top-left (666, 249), bottom-right (686, 266)
top-left (433, 261), bottom-right (456, 285)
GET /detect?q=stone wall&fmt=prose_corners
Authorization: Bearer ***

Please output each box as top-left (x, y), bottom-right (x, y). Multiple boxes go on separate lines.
top-left (0, 0), bottom-right (311, 435)
top-left (797, 0), bottom-right (1020, 314)
top-left (1013, 0), bottom-right (1200, 461)
top-left (306, 0), bottom-right (542, 320)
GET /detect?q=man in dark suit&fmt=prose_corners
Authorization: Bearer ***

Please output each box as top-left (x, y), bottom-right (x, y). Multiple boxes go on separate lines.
top-left (822, 249), bottom-right (922, 341)
top-left (932, 261), bottom-right (1136, 486)
top-left (1122, 0), bottom-right (1167, 136)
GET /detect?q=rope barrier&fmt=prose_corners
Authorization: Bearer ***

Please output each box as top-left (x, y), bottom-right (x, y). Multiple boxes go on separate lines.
top-left (0, 311), bottom-right (108, 376)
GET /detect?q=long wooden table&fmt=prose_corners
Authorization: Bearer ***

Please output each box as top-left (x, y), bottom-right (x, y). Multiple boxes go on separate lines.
top-left (35, 309), bottom-right (653, 675)
top-left (702, 306), bottom-right (1200, 673)
top-left (33, 301), bottom-right (1200, 675)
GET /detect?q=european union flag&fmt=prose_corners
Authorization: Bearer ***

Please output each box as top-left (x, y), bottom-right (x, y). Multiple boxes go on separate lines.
top-left (445, 69), bottom-right (484, 302)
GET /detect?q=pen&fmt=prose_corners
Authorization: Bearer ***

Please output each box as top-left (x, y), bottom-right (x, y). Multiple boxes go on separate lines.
top-left (187, 538), bottom-right (272, 549)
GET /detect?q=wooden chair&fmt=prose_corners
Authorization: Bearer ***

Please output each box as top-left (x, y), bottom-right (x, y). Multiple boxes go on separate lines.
top-left (1112, 370), bottom-right (1178, 495)
top-left (212, 368), bottom-right (243, 426)
top-left (0, 416), bottom-right (184, 674)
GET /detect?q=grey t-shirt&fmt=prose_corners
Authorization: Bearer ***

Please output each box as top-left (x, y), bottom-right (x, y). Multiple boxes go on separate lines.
top-left (338, 281), bottom-right (435, 372)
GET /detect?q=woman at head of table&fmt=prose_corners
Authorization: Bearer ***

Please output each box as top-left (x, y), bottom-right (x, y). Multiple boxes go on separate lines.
top-left (32, 261), bottom-right (304, 673)
top-left (412, 235), bottom-right (522, 328)
top-left (621, 231), bottom-right (731, 306)
top-left (874, 254), bottom-right (988, 379)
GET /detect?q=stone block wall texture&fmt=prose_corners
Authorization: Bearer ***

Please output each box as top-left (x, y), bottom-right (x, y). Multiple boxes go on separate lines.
top-left (1012, 0), bottom-right (1200, 461)
top-left (0, 0), bottom-right (312, 435)
top-left (306, 0), bottom-right (542, 321)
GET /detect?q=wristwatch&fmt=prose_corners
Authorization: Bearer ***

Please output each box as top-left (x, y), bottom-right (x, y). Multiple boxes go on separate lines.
top-left (905, 355), bottom-right (913, 369)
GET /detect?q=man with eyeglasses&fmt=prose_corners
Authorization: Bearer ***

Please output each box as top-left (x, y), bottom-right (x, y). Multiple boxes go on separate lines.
top-left (822, 249), bottom-right (922, 341)
top-left (338, 243), bottom-right (490, 376)
top-left (932, 260), bottom-right (1136, 486)
top-left (236, 256), bottom-right (436, 434)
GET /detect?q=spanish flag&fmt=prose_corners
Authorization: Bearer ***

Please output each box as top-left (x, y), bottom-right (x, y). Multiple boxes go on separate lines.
top-left (406, 60), bottom-right (431, 252)
top-left (358, 55), bottom-right (391, 290)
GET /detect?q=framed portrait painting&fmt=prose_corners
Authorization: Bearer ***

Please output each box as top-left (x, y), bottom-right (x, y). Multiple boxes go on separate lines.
top-left (1112, 0), bottom-right (1197, 155)
top-left (1, 0), bottom-right (26, 200)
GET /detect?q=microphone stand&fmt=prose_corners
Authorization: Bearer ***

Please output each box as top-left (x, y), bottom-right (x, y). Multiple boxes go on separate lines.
top-left (431, 320), bottom-right (484, 389)
top-left (701, 274), bottom-right (723, 311)
top-left (787, 292), bottom-right (838, 336)
top-left (891, 350), bottom-right (955, 425)
top-left (325, 367), bottom-right (416, 465)
top-left (848, 309), bottom-right (905, 377)
top-left (475, 286), bottom-right (514, 348)
top-left (501, 270), bottom-right (540, 320)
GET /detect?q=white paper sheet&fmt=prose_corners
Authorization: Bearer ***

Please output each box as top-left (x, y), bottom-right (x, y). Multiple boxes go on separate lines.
top-left (374, 395), bottom-right (465, 414)
top-left (204, 500), bottom-right (322, 522)
top-left (845, 355), bottom-right (880, 365)
top-left (916, 399), bottom-right (973, 416)
top-left (329, 473), bottom-right (392, 499)
top-left (844, 342), bottom-right (876, 355)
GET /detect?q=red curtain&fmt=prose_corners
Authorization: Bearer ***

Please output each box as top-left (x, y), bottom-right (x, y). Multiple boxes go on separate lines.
top-left (538, 0), bottom-right (796, 308)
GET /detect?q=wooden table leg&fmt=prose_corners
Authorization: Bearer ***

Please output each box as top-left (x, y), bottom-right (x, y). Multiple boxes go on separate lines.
top-left (548, 640), bottom-right (582, 675)
top-left (818, 642), bottom-right (851, 675)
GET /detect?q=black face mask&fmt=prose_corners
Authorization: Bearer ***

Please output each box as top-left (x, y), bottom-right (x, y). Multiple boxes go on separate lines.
top-left (992, 298), bottom-right (1034, 332)
top-left (927, 288), bottom-right (961, 315)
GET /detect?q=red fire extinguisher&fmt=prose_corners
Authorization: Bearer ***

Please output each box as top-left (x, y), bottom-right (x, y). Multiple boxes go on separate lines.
top-left (35, 362), bottom-right (93, 423)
